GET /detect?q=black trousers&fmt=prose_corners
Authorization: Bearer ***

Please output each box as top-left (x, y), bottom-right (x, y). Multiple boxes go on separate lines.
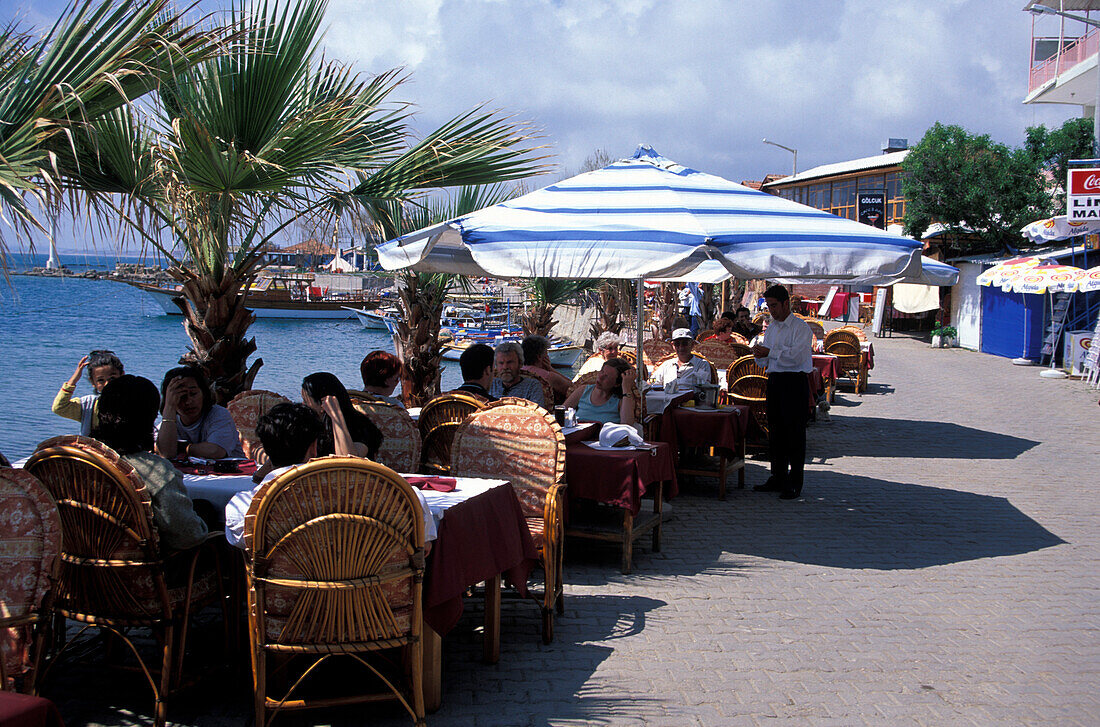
top-left (766, 372), bottom-right (809, 490)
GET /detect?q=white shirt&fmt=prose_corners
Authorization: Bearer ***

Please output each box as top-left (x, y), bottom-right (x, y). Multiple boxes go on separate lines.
top-left (754, 314), bottom-right (813, 373)
top-left (651, 354), bottom-right (714, 388)
top-left (224, 465), bottom-right (437, 548)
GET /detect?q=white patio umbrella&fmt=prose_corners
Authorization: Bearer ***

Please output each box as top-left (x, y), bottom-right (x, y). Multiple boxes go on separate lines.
top-left (378, 146), bottom-right (928, 384)
top-left (1000, 263), bottom-right (1086, 378)
top-left (1021, 215), bottom-right (1100, 243)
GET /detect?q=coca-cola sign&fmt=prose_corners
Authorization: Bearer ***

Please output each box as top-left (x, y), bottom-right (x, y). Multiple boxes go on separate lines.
top-left (1067, 167), bottom-right (1100, 220)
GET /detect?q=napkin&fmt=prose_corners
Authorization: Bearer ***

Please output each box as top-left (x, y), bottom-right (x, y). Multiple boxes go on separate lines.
top-left (404, 475), bottom-right (458, 492)
top-left (598, 422), bottom-right (644, 448)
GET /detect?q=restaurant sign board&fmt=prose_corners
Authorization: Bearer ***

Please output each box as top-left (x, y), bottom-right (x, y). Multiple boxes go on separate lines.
top-left (857, 192), bottom-right (886, 229)
top-left (1067, 168), bottom-right (1100, 220)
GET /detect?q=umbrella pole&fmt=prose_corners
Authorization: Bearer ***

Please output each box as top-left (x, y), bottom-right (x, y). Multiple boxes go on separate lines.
top-left (1040, 289), bottom-right (1068, 378)
top-left (637, 276), bottom-right (645, 394)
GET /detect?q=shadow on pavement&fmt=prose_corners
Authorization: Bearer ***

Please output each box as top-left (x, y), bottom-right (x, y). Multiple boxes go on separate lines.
top-left (718, 469), bottom-right (1065, 570)
top-left (820, 416), bottom-right (1039, 459)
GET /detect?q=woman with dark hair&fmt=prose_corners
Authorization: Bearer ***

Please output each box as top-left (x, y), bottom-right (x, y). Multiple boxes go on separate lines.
top-left (93, 375), bottom-right (208, 550)
top-left (301, 372), bottom-right (382, 459)
top-left (359, 350), bottom-right (404, 407)
top-left (156, 366), bottom-right (245, 460)
top-left (562, 357), bottom-right (636, 426)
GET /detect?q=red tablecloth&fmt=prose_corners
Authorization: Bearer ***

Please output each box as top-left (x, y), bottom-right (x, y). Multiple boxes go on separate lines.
top-left (863, 343), bottom-right (875, 370)
top-left (827, 291), bottom-right (854, 319)
top-left (659, 405), bottom-right (748, 462)
top-left (0, 693), bottom-right (63, 727)
top-left (565, 441), bottom-right (677, 516)
top-left (812, 354), bottom-right (839, 382)
top-left (422, 484), bottom-right (538, 635)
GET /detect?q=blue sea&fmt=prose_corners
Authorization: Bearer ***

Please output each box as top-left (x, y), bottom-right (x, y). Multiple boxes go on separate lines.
top-left (0, 252), bottom-right (463, 459)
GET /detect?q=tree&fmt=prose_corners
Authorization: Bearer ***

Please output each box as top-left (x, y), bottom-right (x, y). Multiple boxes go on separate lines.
top-left (360, 185), bottom-right (527, 406)
top-left (0, 0), bottom-right (221, 267)
top-left (1025, 117), bottom-right (1095, 212)
top-left (58, 0), bottom-right (545, 402)
top-left (902, 122), bottom-right (1053, 256)
top-left (519, 277), bottom-right (599, 336)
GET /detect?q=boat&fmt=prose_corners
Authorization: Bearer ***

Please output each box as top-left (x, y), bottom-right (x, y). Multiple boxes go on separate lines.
top-left (343, 306), bottom-right (397, 330)
top-left (124, 275), bottom-right (387, 320)
top-left (438, 328), bottom-right (584, 369)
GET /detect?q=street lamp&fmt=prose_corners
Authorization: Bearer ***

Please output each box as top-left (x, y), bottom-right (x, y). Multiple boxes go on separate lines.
top-left (1029, 4), bottom-right (1100, 155)
top-left (762, 138), bottom-right (798, 176)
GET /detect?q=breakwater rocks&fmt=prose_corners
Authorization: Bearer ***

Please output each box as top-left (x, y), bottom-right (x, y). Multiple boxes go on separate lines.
top-left (16, 262), bottom-right (174, 283)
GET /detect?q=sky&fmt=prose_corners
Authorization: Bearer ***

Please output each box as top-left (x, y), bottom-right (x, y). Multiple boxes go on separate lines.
top-left (2, 0), bottom-right (1087, 251)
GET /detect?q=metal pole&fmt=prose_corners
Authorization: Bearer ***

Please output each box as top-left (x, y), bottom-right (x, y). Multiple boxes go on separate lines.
top-left (636, 276), bottom-right (645, 395)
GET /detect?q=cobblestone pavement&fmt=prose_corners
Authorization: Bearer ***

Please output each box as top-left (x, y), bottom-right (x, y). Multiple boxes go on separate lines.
top-left (53, 335), bottom-right (1099, 726)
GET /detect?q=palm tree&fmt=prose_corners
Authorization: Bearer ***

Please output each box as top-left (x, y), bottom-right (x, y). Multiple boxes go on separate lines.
top-left (359, 185), bottom-right (523, 406)
top-left (0, 0), bottom-right (221, 266)
top-left (56, 0), bottom-right (545, 401)
top-left (520, 277), bottom-right (599, 336)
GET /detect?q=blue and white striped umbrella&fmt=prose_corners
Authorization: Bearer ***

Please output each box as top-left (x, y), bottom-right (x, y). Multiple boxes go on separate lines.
top-left (377, 145), bottom-right (923, 281)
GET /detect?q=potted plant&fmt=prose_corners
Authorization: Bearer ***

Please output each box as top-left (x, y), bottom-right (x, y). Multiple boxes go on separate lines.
top-left (931, 322), bottom-right (943, 348)
top-left (931, 323), bottom-right (958, 348)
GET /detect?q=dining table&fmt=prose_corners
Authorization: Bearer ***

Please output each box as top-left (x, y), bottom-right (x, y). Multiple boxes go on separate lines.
top-left (812, 354), bottom-right (839, 403)
top-left (563, 426), bottom-right (676, 574)
top-left (0, 692), bottom-right (64, 727)
top-left (179, 464), bottom-right (536, 712)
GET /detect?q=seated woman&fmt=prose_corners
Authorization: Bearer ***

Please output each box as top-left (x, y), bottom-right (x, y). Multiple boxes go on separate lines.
top-left (574, 331), bottom-right (623, 380)
top-left (302, 372), bottom-right (383, 459)
top-left (359, 350), bottom-right (404, 407)
top-left (704, 317), bottom-right (735, 342)
top-left (156, 366), bottom-right (245, 460)
top-left (562, 358), bottom-right (635, 426)
top-left (93, 375), bottom-right (208, 550)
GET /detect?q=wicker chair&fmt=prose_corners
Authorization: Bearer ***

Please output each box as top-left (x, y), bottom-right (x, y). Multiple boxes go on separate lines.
top-left (0, 468), bottom-right (60, 694)
top-left (350, 399), bottom-right (422, 473)
top-left (806, 319), bottom-right (826, 341)
top-left (227, 389), bottom-right (291, 461)
top-left (450, 398), bottom-right (566, 644)
top-left (694, 329), bottom-right (713, 342)
top-left (730, 343), bottom-right (753, 360)
top-left (417, 393), bottom-right (485, 474)
top-left (641, 339), bottom-right (675, 370)
top-left (728, 375), bottom-right (769, 442)
top-left (521, 370), bottom-right (557, 409)
top-left (824, 329), bottom-right (865, 393)
top-left (837, 324), bottom-right (868, 342)
top-left (242, 457), bottom-right (426, 727)
top-left (695, 339), bottom-right (741, 373)
top-left (728, 332), bottom-right (750, 346)
top-left (727, 355), bottom-right (767, 382)
top-left (24, 436), bottom-right (222, 727)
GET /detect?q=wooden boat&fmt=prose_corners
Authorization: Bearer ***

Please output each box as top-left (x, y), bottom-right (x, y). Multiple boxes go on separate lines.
top-left (439, 330), bottom-right (583, 369)
top-left (125, 276), bottom-right (385, 319)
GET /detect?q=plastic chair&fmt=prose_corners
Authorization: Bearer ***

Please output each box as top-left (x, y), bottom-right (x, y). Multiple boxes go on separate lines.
top-left (24, 436), bottom-right (223, 727)
top-left (450, 399), bottom-right (566, 644)
top-left (243, 457), bottom-right (426, 727)
top-left (0, 468), bottom-right (60, 694)
top-left (417, 393), bottom-right (485, 474)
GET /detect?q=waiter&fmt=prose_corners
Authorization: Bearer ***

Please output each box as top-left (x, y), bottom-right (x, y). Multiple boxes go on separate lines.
top-left (751, 284), bottom-right (813, 500)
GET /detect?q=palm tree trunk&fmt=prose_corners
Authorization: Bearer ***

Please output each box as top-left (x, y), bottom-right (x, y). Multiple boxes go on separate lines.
top-left (170, 266), bottom-right (261, 404)
top-left (521, 303), bottom-right (555, 336)
top-left (393, 272), bottom-right (445, 406)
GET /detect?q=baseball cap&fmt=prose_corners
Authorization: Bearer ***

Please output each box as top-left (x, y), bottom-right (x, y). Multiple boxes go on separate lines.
top-left (671, 328), bottom-right (693, 341)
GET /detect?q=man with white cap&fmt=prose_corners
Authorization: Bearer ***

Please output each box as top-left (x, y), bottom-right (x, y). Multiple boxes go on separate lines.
top-left (650, 328), bottom-right (714, 390)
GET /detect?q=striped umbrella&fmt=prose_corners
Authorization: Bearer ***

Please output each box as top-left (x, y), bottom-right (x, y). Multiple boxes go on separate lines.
top-left (377, 145), bottom-right (923, 281)
top-left (976, 256), bottom-right (1045, 287)
top-left (1001, 264), bottom-right (1085, 294)
top-left (1020, 215), bottom-right (1100, 243)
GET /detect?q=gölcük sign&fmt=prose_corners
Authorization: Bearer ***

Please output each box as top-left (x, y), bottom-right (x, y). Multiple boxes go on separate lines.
top-left (1067, 167), bottom-right (1100, 220)
top-left (857, 192), bottom-right (886, 229)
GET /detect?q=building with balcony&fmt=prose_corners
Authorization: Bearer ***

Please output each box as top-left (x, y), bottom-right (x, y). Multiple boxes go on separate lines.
top-left (1024, 1), bottom-right (1100, 113)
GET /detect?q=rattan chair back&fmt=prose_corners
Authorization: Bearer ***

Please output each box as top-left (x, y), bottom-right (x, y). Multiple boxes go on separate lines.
top-left (727, 355), bottom-right (767, 382)
top-left (837, 325), bottom-right (868, 342)
top-left (521, 369), bottom-right (556, 409)
top-left (350, 399), bottom-right (421, 473)
top-left (730, 343), bottom-right (753, 360)
top-left (728, 375), bottom-right (769, 437)
top-left (641, 339), bottom-right (675, 369)
top-left (450, 398), bottom-right (566, 643)
top-left (695, 329), bottom-right (713, 341)
top-left (0, 467), bottom-right (60, 693)
top-left (24, 435), bottom-right (219, 726)
top-left (417, 393), bottom-right (485, 474)
top-left (695, 339), bottom-right (741, 371)
top-left (806, 320), bottom-right (826, 340)
top-left (227, 389), bottom-right (291, 461)
top-left (243, 456), bottom-right (425, 726)
top-left (728, 332), bottom-right (750, 345)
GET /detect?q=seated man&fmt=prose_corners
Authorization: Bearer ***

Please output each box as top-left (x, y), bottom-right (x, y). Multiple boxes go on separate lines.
top-left (224, 402), bottom-right (437, 548)
top-left (521, 335), bottom-right (572, 403)
top-left (453, 343), bottom-right (497, 401)
top-left (730, 307), bottom-right (762, 341)
top-left (489, 342), bottom-right (545, 406)
top-left (650, 328), bottom-right (714, 390)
